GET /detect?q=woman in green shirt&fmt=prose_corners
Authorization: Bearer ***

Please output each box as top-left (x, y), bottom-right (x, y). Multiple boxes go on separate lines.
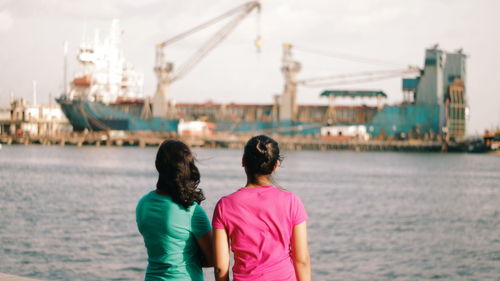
top-left (136, 140), bottom-right (213, 280)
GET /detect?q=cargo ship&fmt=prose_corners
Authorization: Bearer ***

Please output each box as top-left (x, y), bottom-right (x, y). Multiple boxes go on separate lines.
top-left (58, 12), bottom-right (467, 140)
top-left (57, 20), bottom-right (178, 132)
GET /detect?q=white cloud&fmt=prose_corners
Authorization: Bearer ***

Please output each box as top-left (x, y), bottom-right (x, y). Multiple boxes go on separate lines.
top-left (0, 9), bottom-right (13, 32)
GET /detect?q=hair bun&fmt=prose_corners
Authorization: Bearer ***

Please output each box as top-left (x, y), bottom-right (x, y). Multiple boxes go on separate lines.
top-left (243, 135), bottom-right (281, 177)
top-left (256, 139), bottom-right (268, 155)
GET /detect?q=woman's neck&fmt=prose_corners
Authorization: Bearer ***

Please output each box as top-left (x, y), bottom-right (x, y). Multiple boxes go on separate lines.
top-left (245, 175), bottom-right (272, 188)
top-left (155, 189), bottom-right (169, 196)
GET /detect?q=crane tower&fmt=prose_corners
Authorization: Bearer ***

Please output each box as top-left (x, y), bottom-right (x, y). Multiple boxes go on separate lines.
top-left (280, 43), bottom-right (301, 122)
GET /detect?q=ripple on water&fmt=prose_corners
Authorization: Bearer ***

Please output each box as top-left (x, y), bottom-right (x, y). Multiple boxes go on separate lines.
top-left (0, 147), bottom-right (499, 280)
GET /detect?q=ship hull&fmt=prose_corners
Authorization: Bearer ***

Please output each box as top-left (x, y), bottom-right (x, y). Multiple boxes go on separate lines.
top-left (56, 98), bottom-right (178, 132)
top-left (56, 98), bottom-right (324, 134)
top-left (57, 97), bottom-right (443, 138)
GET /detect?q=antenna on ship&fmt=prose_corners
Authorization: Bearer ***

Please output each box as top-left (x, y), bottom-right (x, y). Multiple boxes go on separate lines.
top-left (32, 80), bottom-right (37, 106)
top-left (82, 21), bottom-right (88, 46)
top-left (63, 40), bottom-right (68, 96)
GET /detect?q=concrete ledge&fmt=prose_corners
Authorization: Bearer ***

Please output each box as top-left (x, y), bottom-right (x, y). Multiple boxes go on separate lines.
top-left (0, 273), bottom-right (42, 281)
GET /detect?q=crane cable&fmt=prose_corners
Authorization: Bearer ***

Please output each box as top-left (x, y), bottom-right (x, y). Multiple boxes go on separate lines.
top-left (293, 45), bottom-right (409, 68)
top-left (299, 67), bottom-right (419, 85)
top-left (300, 72), bottom-right (413, 88)
top-left (255, 4), bottom-right (262, 52)
top-left (300, 68), bottom-right (411, 82)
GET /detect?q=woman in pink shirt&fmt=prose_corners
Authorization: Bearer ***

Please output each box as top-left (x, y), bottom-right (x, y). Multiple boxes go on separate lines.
top-left (213, 135), bottom-right (311, 281)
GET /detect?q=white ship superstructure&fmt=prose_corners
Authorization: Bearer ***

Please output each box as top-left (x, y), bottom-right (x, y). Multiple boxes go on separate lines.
top-left (68, 19), bottom-right (144, 104)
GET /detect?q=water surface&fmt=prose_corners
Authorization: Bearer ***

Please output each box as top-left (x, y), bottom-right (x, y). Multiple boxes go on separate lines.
top-left (0, 146), bottom-right (499, 280)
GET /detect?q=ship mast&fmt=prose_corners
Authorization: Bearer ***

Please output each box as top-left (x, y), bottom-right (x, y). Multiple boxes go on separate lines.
top-left (63, 40), bottom-right (68, 96)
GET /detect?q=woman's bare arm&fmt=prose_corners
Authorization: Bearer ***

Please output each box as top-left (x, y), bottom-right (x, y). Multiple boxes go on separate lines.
top-left (292, 221), bottom-right (311, 281)
top-left (213, 228), bottom-right (230, 281)
top-left (196, 230), bottom-right (214, 267)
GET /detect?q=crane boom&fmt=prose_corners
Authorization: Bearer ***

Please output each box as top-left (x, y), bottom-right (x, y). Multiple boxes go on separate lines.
top-left (152, 1), bottom-right (260, 118)
top-left (298, 66), bottom-right (420, 88)
top-left (157, 3), bottom-right (256, 48)
top-left (278, 42), bottom-right (420, 122)
top-left (172, 2), bottom-right (260, 83)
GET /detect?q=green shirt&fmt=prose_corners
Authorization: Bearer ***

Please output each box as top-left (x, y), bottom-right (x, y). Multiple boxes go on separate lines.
top-left (136, 191), bottom-right (211, 281)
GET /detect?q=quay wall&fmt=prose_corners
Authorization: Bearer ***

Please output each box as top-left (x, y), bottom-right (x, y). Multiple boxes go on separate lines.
top-left (0, 132), bottom-right (446, 152)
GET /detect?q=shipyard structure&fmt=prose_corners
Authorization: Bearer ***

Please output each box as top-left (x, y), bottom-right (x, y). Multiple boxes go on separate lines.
top-left (371, 47), bottom-right (467, 141)
top-left (56, 7), bottom-right (467, 142)
top-left (174, 45), bottom-right (467, 141)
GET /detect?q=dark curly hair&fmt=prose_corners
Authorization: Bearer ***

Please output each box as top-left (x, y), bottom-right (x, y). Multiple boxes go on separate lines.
top-left (243, 135), bottom-right (283, 182)
top-left (155, 140), bottom-right (205, 209)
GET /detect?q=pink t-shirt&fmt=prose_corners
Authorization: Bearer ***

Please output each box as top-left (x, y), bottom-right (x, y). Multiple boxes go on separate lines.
top-left (212, 185), bottom-right (308, 281)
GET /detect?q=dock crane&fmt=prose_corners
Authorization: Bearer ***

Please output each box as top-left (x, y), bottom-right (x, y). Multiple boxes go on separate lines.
top-left (153, 1), bottom-right (261, 118)
top-left (279, 43), bottom-right (420, 121)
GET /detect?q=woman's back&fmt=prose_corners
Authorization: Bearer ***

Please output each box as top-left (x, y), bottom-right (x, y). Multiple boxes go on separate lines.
top-left (136, 191), bottom-right (210, 280)
top-left (213, 185), bottom-right (307, 280)
top-left (137, 191), bottom-right (211, 280)
top-left (213, 135), bottom-right (311, 281)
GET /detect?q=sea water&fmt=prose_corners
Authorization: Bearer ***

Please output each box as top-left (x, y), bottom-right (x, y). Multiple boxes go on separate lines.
top-left (0, 146), bottom-right (499, 280)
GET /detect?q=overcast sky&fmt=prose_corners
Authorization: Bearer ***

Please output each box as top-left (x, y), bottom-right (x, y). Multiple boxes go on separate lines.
top-left (0, 0), bottom-right (498, 134)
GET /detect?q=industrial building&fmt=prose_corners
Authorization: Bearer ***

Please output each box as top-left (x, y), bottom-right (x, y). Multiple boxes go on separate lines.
top-left (0, 98), bottom-right (71, 137)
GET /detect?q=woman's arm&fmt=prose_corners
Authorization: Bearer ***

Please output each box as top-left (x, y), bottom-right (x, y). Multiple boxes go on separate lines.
top-left (213, 228), bottom-right (230, 281)
top-left (291, 221), bottom-right (311, 281)
top-left (196, 230), bottom-right (214, 267)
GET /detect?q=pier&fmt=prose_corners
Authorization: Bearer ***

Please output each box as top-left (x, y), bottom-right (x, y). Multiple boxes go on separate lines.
top-left (0, 132), bottom-right (446, 152)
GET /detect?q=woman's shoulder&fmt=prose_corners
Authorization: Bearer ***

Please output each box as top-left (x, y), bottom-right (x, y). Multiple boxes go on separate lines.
top-left (137, 191), bottom-right (155, 204)
top-left (269, 185), bottom-right (298, 197)
top-left (137, 191), bottom-right (180, 211)
top-left (189, 201), bottom-right (209, 216)
top-left (136, 191), bottom-right (157, 216)
top-left (215, 192), bottom-right (235, 204)
top-left (189, 201), bottom-right (204, 211)
top-left (270, 187), bottom-right (306, 208)
top-left (213, 188), bottom-right (245, 206)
